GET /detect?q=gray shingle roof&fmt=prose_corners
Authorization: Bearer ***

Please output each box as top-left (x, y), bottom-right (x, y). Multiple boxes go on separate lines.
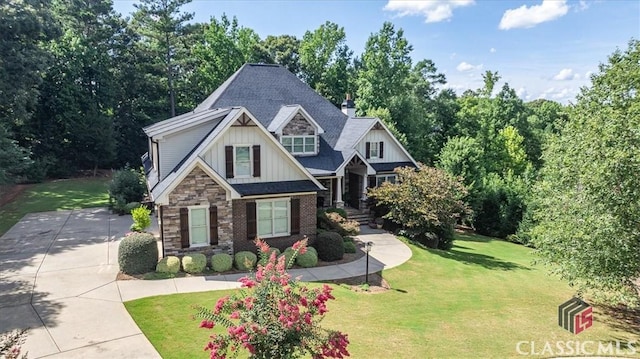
top-left (334, 117), bottom-right (377, 151)
top-left (232, 180), bottom-right (321, 196)
top-left (370, 162), bottom-right (416, 172)
top-left (194, 63), bottom-right (348, 149)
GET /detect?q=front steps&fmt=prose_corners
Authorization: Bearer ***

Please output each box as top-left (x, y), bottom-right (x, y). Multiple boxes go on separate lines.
top-left (344, 207), bottom-right (372, 225)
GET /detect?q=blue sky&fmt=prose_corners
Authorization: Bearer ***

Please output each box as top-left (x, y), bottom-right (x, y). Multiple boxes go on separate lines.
top-left (113, 0), bottom-right (639, 104)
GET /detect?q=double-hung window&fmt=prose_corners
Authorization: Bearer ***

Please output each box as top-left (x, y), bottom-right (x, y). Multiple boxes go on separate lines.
top-left (369, 142), bottom-right (379, 159)
top-left (281, 136), bottom-right (315, 154)
top-left (189, 205), bottom-right (209, 246)
top-left (257, 199), bottom-right (290, 238)
top-left (235, 146), bottom-right (251, 177)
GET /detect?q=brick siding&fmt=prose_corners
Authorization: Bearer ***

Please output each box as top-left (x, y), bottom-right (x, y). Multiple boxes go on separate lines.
top-left (233, 193), bottom-right (317, 253)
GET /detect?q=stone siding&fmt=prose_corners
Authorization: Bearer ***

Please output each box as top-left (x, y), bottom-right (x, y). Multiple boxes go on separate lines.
top-left (282, 114), bottom-right (315, 135)
top-left (161, 166), bottom-right (233, 256)
top-left (232, 193), bottom-right (317, 253)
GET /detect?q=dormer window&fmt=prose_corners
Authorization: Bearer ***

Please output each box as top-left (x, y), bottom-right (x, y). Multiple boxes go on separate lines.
top-left (282, 135), bottom-right (316, 154)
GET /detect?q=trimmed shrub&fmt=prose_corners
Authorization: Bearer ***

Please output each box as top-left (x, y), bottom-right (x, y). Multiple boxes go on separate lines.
top-left (234, 251), bottom-right (257, 271)
top-left (296, 246), bottom-right (318, 268)
top-left (259, 247), bottom-right (281, 265)
top-left (315, 231), bottom-right (345, 261)
top-left (343, 236), bottom-right (354, 243)
top-left (317, 211), bottom-right (360, 236)
top-left (343, 241), bottom-right (356, 253)
top-left (211, 253), bottom-right (233, 273)
top-left (325, 207), bottom-right (348, 219)
top-left (109, 167), bottom-right (146, 215)
top-left (182, 253), bottom-right (207, 274)
top-left (156, 256), bottom-right (180, 274)
top-left (130, 205), bottom-right (151, 232)
top-left (118, 232), bottom-right (158, 275)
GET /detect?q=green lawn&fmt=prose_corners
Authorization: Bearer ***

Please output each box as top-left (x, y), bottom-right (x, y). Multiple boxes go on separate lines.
top-left (0, 177), bottom-right (111, 236)
top-left (125, 233), bottom-right (640, 358)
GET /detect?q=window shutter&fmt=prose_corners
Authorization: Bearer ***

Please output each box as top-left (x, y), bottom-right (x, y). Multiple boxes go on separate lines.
top-left (291, 198), bottom-right (300, 235)
top-left (225, 146), bottom-right (234, 178)
top-left (252, 145), bottom-right (261, 177)
top-left (179, 207), bottom-right (190, 248)
top-left (379, 142), bottom-right (384, 159)
top-left (368, 176), bottom-right (376, 189)
top-left (246, 202), bottom-right (257, 240)
top-left (209, 205), bottom-right (218, 245)
top-left (365, 142), bottom-right (370, 159)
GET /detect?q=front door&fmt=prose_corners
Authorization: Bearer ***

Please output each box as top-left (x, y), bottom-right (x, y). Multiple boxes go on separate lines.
top-left (348, 172), bottom-right (361, 209)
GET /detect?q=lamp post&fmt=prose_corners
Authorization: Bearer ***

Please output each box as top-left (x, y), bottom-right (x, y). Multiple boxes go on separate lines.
top-left (364, 241), bottom-right (373, 284)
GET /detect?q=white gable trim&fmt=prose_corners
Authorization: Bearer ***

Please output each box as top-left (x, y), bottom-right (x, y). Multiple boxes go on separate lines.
top-left (204, 107), bottom-right (325, 190)
top-left (269, 105), bottom-right (325, 135)
top-left (144, 108), bottom-right (231, 139)
top-left (336, 151), bottom-right (376, 177)
top-left (352, 118), bottom-right (418, 166)
top-left (154, 158), bottom-right (239, 205)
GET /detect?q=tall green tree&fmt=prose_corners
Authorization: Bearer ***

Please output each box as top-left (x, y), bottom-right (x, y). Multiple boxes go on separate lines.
top-left (356, 22), bottom-right (412, 113)
top-left (0, 0), bottom-right (59, 145)
top-left (0, 124), bottom-right (32, 184)
top-left (192, 14), bottom-right (262, 97)
top-left (529, 40), bottom-right (640, 304)
top-left (31, 0), bottom-right (121, 176)
top-left (299, 21), bottom-right (353, 106)
top-left (261, 35), bottom-right (300, 74)
top-left (132, 0), bottom-right (194, 117)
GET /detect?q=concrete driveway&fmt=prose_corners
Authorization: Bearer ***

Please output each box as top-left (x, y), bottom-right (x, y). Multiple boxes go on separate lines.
top-left (0, 208), bottom-right (160, 358)
top-left (0, 208), bottom-right (412, 358)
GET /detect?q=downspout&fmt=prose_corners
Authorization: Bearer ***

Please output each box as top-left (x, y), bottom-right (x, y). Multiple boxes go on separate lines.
top-left (159, 205), bottom-right (165, 258)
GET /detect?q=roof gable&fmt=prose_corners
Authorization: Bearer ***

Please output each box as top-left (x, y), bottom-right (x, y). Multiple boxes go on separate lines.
top-left (143, 108), bottom-right (231, 139)
top-left (267, 105), bottom-right (325, 135)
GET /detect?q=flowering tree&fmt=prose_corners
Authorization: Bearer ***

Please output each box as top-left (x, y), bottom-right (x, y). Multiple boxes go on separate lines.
top-left (195, 238), bottom-right (350, 359)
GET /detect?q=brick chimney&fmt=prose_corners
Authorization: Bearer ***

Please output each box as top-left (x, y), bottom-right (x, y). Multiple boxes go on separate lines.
top-left (341, 94), bottom-right (356, 117)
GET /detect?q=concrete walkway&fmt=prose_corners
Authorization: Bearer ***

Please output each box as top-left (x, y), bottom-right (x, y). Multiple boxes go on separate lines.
top-left (0, 208), bottom-right (411, 358)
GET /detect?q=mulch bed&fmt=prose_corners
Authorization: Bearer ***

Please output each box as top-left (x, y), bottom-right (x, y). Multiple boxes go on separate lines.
top-left (117, 238), bottom-right (390, 293)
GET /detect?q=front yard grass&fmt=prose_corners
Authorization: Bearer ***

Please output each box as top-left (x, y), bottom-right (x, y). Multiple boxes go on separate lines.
top-left (0, 177), bottom-right (110, 236)
top-left (125, 233), bottom-right (640, 358)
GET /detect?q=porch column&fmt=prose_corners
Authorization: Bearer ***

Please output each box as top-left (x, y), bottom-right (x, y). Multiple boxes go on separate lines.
top-left (361, 173), bottom-right (368, 201)
top-left (335, 177), bottom-right (344, 208)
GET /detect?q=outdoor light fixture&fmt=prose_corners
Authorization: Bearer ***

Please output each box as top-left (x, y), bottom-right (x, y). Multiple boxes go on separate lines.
top-left (364, 241), bottom-right (373, 284)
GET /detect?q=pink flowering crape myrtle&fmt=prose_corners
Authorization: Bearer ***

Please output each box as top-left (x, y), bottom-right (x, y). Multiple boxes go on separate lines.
top-left (195, 238), bottom-right (349, 359)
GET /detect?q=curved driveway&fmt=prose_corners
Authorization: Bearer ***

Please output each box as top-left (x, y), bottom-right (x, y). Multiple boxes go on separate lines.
top-left (0, 208), bottom-right (411, 358)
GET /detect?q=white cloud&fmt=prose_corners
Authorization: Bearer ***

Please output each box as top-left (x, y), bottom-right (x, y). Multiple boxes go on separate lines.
top-left (499, 0), bottom-right (569, 30)
top-left (384, 0), bottom-right (475, 23)
top-left (552, 68), bottom-right (580, 81)
top-left (577, 0), bottom-right (589, 11)
top-left (538, 86), bottom-right (576, 102)
top-left (584, 70), bottom-right (593, 79)
top-left (490, 47), bottom-right (496, 53)
top-left (450, 52), bottom-right (457, 60)
top-left (456, 61), bottom-right (483, 72)
top-left (516, 87), bottom-right (530, 100)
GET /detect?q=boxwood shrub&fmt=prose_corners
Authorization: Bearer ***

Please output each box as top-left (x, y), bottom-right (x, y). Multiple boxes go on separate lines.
top-left (343, 241), bottom-right (356, 254)
top-left (316, 231), bottom-right (345, 261)
top-left (259, 247), bottom-right (281, 265)
top-left (182, 253), bottom-right (207, 274)
top-left (211, 253), bottom-right (233, 272)
top-left (156, 256), bottom-right (180, 274)
top-left (296, 246), bottom-right (318, 268)
top-left (234, 251), bottom-right (257, 270)
top-left (118, 232), bottom-right (158, 275)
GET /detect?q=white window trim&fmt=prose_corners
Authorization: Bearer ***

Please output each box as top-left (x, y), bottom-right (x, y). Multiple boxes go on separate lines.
top-left (233, 144), bottom-right (252, 178)
top-left (281, 135), bottom-right (317, 155)
top-left (369, 142), bottom-right (379, 159)
top-left (188, 204), bottom-right (209, 247)
top-left (256, 198), bottom-right (291, 238)
top-left (376, 174), bottom-right (396, 187)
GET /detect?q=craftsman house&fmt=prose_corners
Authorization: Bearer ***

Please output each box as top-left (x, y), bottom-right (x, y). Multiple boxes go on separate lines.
top-left (142, 64), bottom-right (417, 256)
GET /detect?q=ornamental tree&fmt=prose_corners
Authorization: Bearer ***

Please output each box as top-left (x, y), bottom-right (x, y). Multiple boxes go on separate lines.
top-left (195, 238), bottom-right (349, 359)
top-left (368, 164), bottom-right (469, 249)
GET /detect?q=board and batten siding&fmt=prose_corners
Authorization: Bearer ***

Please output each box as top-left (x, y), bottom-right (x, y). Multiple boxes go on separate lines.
top-left (158, 121), bottom-right (219, 180)
top-left (356, 128), bottom-right (411, 163)
top-left (203, 126), bottom-right (309, 184)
